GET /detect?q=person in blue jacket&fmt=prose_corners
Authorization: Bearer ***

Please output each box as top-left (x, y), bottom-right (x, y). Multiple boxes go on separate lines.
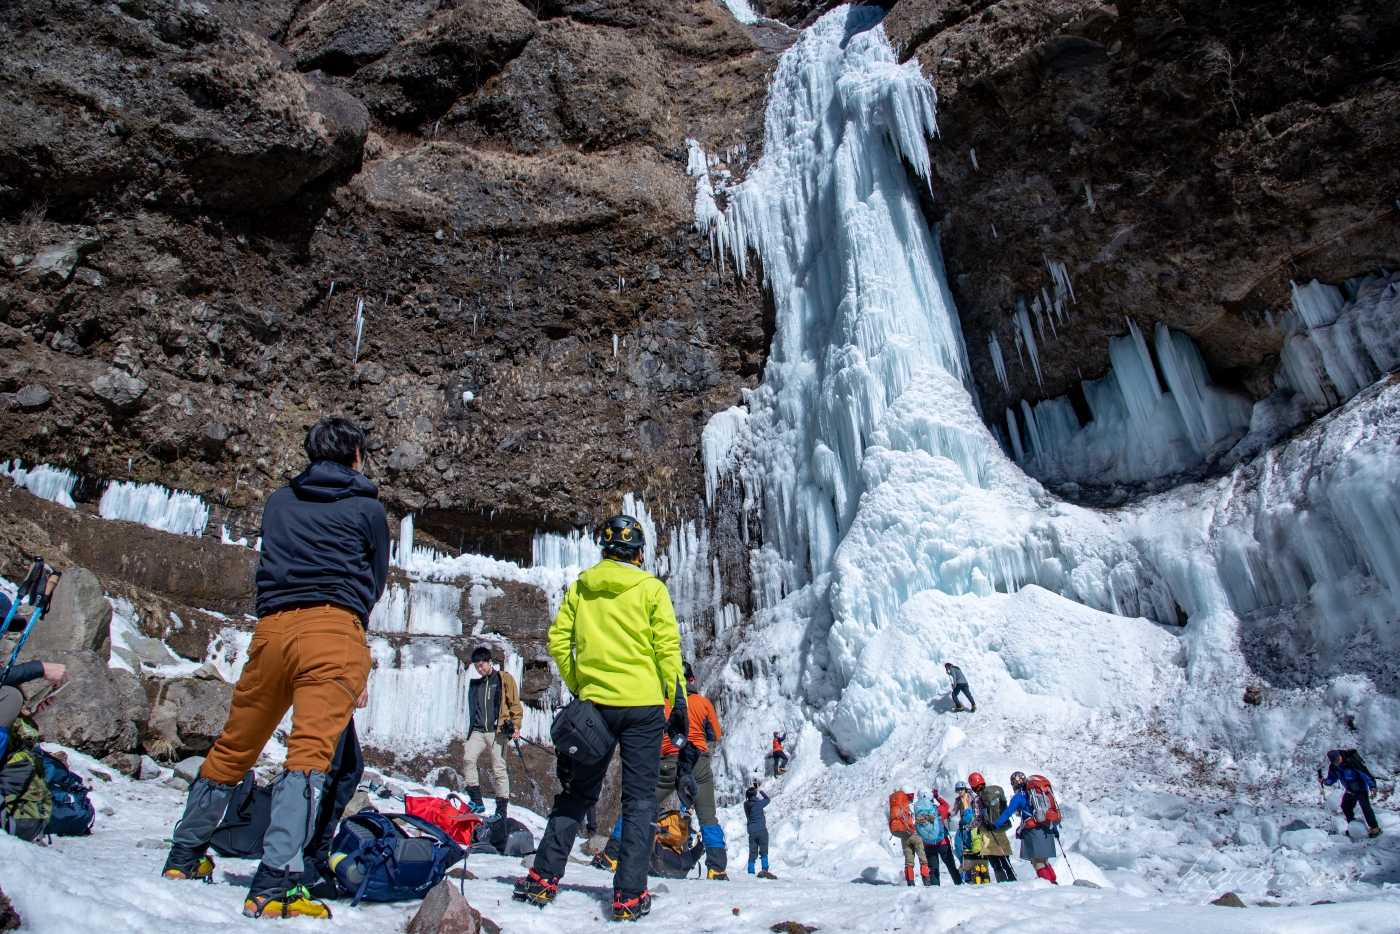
top-left (1324, 750), bottom-right (1381, 838)
top-left (913, 788), bottom-right (961, 886)
top-left (744, 783), bottom-right (772, 876)
top-left (993, 771), bottom-right (1059, 883)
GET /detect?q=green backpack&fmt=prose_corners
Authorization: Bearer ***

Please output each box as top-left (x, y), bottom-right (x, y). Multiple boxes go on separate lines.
top-left (2, 716), bottom-right (54, 836)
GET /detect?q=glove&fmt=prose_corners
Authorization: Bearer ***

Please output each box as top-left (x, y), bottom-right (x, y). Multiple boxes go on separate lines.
top-left (666, 679), bottom-right (689, 749)
top-left (501, 720), bottom-right (515, 738)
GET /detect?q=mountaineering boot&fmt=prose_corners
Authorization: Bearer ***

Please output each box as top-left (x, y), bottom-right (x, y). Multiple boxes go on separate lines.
top-left (970, 704), bottom-right (977, 712)
top-left (707, 869), bottom-right (729, 880)
top-left (1035, 865), bottom-right (1057, 884)
top-left (591, 850), bottom-right (619, 872)
top-left (921, 866), bottom-right (933, 886)
top-left (952, 706), bottom-right (966, 712)
top-left (165, 777), bottom-right (236, 881)
top-left (464, 784), bottom-right (486, 812)
top-left (1370, 826), bottom-right (1383, 838)
top-left (513, 869), bottom-right (558, 907)
top-left (244, 865), bottom-right (332, 919)
top-left (495, 797), bottom-right (509, 819)
top-left (612, 890), bottom-right (651, 921)
top-left (905, 866), bottom-right (915, 886)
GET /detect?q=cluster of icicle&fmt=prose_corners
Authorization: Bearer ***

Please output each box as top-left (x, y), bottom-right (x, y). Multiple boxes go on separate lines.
top-left (2, 460), bottom-right (77, 509)
top-left (99, 480), bottom-right (210, 537)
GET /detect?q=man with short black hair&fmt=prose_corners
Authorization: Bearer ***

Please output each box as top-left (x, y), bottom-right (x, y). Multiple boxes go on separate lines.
top-left (463, 646), bottom-right (523, 819)
top-left (163, 416), bottom-right (387, 920)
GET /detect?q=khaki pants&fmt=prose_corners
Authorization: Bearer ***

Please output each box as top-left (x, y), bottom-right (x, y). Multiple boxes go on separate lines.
top-left (463, 730), bottom-right (509, 797)
top-left (900, 832), bottom-right (928, 867)
top-left (201, 606), bottom-right (371, 784)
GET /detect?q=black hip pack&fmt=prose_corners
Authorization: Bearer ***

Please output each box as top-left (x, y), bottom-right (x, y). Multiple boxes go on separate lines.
top-left (551, 699), bottom-right (614, 765)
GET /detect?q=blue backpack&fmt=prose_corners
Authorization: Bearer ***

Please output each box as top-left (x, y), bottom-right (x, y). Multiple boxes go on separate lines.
top-left (40, 750), bottom-right (94, 836)
top-left (914, 799), bottom-right (945, 845)
top-left (328, 810), bottom-right (463, 906)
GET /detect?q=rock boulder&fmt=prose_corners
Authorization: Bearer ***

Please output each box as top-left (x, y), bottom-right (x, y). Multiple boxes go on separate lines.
top-left (143, 677), bottom-right (234, 758)
top-left (22, 568), bottom-right (111, 656)
top-left (31, 650), bottom-right (149, 758)
top-left (406, 879), bottom-right (485, 934)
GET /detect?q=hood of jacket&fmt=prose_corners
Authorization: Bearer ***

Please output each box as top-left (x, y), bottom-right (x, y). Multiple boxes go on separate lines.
top-left (289, 460), bottom-right (379, 502)
top-left (577, 558), bottom-right (653, 594)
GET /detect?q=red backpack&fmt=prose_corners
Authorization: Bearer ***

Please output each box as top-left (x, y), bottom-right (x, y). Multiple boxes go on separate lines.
top-left (1022, 775), bottom-right (1061, 828)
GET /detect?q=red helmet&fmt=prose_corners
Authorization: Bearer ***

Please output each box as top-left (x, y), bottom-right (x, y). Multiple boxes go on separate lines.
top-left (968, 772), bottom-right (985, 790)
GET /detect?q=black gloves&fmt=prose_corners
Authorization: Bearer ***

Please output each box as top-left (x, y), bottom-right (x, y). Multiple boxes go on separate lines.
top-left (666, 679), bottom-right (689, 750)
top-left (501, 720), bottom-right (516, 738)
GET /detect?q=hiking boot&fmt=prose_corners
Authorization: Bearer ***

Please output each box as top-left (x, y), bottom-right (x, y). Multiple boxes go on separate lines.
top-left (591, 851), bottom-right (619, 871)
top-left (952, 705), bottom-right (966, 712)
top-left (495, 797), bottom-right (509, 819)
top-left (757, 870), bottom-right (778, 879)
top-left (162, 852), bottom-right (216, 882)
top-left (1369, 826), bottom-right (1383, 838)
top-left (512, 869), bottom-right (558, 907)
top-left (612, 890), bottom-right (651, 921)
top-left (707, 869), bottom-right (729, 880)
top-left (243, 886), bottom-right (332, 920)
top-left (970, 704), bottom-right (977, 712)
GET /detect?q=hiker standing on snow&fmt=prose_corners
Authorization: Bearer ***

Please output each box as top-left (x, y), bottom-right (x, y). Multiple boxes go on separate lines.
top-left (889, 782), bottom-right (930, 886)
top-left (993, 771), bottom-right (1062, 883)
top-left (163, 417), bottom-right (385, 920)
top-left (944, 662), bottom-right (976, 712)
top-left (1323, 749), bottom-right (1383, 838)
top-left (462, 646), bottom-right (523, 820)
top-left (771, 731), bottom-right (789, 773)
top-left (913, 787), bottom-right (961, 886)
top-left (515, 515), bottom-right (687, 922)
top-left (745, 783), bottom-right (773, 876)
top-left (594, 659), bottom-right (729, 879)
top-left (969, 773), bottom-right (1016, 882)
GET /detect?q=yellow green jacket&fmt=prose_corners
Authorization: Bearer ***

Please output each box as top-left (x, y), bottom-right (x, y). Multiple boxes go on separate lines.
top-left (548, 559), bottom-right (686, 708)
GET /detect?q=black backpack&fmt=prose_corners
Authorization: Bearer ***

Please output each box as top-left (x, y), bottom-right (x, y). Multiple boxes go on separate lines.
top-left (40, 751), bottom-right (94, 836)
top-left (209, 771), bottom-right (272, 859)
top-left (469, 815), bottom-right (534, 855)
top-left (1340, 750), bottom-right (1377, 780)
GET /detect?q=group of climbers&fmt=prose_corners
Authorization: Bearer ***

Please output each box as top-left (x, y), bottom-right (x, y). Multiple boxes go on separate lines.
top-left (889, 770), bottom-right (1063, 886)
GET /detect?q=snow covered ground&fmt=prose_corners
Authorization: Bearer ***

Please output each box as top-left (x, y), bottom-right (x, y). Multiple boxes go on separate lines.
top-left (0, 742), bottom-right (1396, 932)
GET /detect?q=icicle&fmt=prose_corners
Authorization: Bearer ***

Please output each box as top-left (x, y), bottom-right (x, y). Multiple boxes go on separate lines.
top-left (1044, 255), bottom-right (1076, 304)
top-left (1005, 408), bottom-right (1025, 462)
top-left (1016, 297), bottom-right (1043, 390)
top-left (353, 298), bottom-right (365, 363)
top-left (1084, 182), bottom-right (1096, 213)
top-left (969, 148), bottom-right (979, 171)
top-left (988, 333), bottom-right (1009, 393)
top-left (99, 481), bottom-right (208, 536)
top-left (1020, 399), bottom-right (1044, 460)
top-left (613, 334), bottom-right (618, 356)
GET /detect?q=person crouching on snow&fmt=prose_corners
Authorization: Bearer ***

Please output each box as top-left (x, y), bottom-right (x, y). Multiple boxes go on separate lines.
top-left (163, 416), bottom-right (385, 920)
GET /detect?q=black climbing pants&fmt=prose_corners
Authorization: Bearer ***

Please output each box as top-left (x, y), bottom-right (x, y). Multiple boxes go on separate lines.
top-left (951, 683), bottom-right (975, 708)
top-left (1342, 787), bottom-right (1379, 829)
top-left (533, 704), bottom-right (663, 899)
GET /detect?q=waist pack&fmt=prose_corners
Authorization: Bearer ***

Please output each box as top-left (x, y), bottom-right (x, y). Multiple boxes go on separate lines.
top-left (40, 750), bottom-right (94, 836)
top-left (551, 699), bottom-right (614, 765)
top-left (405, 794), bottom-right (482, 848)
top-left (329, 811), bottom-right (463, 906)
top-left (209, 770), bottom-right (272, 859)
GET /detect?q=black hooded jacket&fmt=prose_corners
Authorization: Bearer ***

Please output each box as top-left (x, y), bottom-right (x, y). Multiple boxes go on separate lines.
top-left (255, 461), bottom-right (389, 622)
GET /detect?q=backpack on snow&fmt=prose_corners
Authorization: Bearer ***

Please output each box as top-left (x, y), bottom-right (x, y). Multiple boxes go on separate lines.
top-left (468, 814), bottom-right (534, 856)
top-left (328, 810), bottom-right (463, 906)
top-left (209, 770), bottom-right (273, 859)
top-left (0, 716), bottom-right (52, 840)
top-left (650, 810), bottom-right (704, 879)
top-left (40, 750), bottom-right (94, 836)
top-left (1022, 775), bottom-right (1062, 828)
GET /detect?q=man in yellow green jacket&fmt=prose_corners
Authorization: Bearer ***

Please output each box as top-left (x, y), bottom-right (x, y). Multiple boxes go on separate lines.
top-left (514, 515), bottom-right (687, 922)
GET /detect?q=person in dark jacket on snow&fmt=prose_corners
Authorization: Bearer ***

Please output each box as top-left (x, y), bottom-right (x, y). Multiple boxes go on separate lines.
top-left (163, 416), bottom-right (386, 920)
top-left (944, 662), bottom-right (976, 712)
top-left (745, 784), bottom-right (774, 876)
top-left (993, 771), bottom-right (1059, 883)
top-left (1324, 750), bottom-right (1382, 837)
top-left (463, 646), bottom-right (523, 819)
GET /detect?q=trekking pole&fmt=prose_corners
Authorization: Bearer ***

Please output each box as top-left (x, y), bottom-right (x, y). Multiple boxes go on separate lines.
top-left (515, 735), bottom-right (555, 756)
top-left (512, 737), bottom-right (541, 794)
top-left (0, 557), bottom-right (43, 636)
top-left (0, 567), bottom-right (58, 686)
top-left (1055, 831), bottom-right (1078, 884)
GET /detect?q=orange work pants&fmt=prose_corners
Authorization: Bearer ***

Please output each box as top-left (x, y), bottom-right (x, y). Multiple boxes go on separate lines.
top-left (200, 605), bottom-right (372, 784)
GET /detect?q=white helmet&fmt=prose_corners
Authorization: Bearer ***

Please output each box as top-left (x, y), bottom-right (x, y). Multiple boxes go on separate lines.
top-left (900, 782), bottom-right (916, 796)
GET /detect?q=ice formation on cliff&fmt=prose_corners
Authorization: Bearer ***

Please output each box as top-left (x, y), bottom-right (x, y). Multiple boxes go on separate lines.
top-left (98, 480), bottom-right (210, 537)
top-left (2, 460), bottom-right (77, 508)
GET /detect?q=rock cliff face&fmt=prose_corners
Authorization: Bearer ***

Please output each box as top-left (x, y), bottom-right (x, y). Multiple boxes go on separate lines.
top-left (0, 0), bottom-right (780, 560)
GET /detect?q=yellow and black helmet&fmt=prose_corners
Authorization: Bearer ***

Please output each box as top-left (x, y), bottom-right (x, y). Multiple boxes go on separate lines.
top-left (601, 514), bottom-right (645, 551)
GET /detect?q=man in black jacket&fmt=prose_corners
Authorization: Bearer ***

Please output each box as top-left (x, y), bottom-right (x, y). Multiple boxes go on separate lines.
top-left (163, 416), bottom-right (387, 920)
top-left (462, 646), bottom-right (523, 819)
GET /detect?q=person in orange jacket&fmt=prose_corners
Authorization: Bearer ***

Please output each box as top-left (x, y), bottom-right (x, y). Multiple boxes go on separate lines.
top-left (595, 661), bottom-right (730, 879)
top-left (771, 731), bottom-right (788, 773)
top-left (889, 782), bottom-right (929, 886)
